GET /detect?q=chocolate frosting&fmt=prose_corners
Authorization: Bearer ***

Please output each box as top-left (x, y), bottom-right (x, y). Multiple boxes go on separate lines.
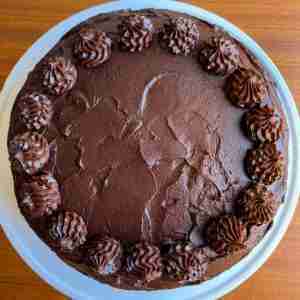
top-left (118, 15), bottom-right (154, 52)
top-left (226, 67), bottom-right (267, 108)
top-left (48, 211), bottom-right (87, 252)
top-left (74, 27), bottom-right (112, 68)
top-left (9, 132), bottom-right (50, 175)
top-left (42, 56), bottom-right (77, 96)
top-left (20, 174), bottom-right (61, 218)
top-left (205, 215), bottom-right (247, 256)
top-left (245, 143), bottom-right (284, 185)
top-left (8, 9), bottom-right (288, 290)
top-left (237, 184), bottom-right (278, 225)
top-left (244, 105), bottom-right (283, 143)
top-left (19, 92), bottom-right (53, 131)
top-left (165, 243), bottom-right (208, 283)
top-left (199, 36), bottom-right (240, 75)
top-left (126, 243), bottom-right (162, 283)
top-left (85, 237), bottom-right (122, 275)
top-left (160, 17), bottom-right (200, 55)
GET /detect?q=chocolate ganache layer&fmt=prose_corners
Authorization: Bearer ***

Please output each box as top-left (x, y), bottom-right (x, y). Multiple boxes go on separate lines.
top-left (7, 9), bottom-right (288, 290)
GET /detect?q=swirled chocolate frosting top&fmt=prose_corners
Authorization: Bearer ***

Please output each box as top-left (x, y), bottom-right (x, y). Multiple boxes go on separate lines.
top-left (8, 9), bottom-right (288, 290)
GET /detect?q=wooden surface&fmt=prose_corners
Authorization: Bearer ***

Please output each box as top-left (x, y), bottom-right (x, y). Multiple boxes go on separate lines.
top-left (0, 0), bottom-right (299, 299)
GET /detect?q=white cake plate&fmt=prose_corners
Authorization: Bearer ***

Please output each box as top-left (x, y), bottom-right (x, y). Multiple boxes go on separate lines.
top-left (0, 1), bottom-right (300, 299)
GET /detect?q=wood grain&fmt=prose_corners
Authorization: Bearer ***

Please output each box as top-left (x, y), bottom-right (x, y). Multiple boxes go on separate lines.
top-left (0, 1), bottom-right (299, 299)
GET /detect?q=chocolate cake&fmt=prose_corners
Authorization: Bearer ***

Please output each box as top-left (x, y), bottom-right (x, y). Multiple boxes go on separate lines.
top-left (7, 9), bottom-right (288, 290)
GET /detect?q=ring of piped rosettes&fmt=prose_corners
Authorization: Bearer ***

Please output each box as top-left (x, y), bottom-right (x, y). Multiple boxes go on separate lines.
top-left (8, 13), bottom-right (285, 286)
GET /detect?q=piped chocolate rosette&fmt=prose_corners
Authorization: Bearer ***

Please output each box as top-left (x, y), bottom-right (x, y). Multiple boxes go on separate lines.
top-left (9, 132), bottom-right (50, 175)
top-left (245, 143), bottom-right (284, 185)
top-left (126, 243), bottom-right (163, 283)
top-left (18, 92), bottom-right (53, 131)
top-left (85, 237), bottom-right (123, 275)
top-left (160, 17), bottom-right (200, 56)
top-left (74, 27), bottom-right (112, 68)
top-left (20, 174), bottom-right (61, 218)
top-left (165, 243), bottom-right (208, 283)
top-left (237, 184), bottom-right (278, 226)
top-left (226, 67), bottom-right (267, 108)
top-left (205, 215), bottom-right (247, 256)
top-left (118, 15), bottom-right (154, 52)
top-left (42, 56), bottom-right (77, 96)
top-left (199, 36), bottom-right (240, 75)
top-left (48, 211), bottom-right (88, 253)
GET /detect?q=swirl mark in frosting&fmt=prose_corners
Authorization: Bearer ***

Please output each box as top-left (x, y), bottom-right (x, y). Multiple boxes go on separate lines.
top-left (138, 72), bottom-right (178, 116)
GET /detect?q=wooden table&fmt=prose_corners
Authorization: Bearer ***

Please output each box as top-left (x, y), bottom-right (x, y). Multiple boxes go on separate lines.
top-left (0, 1), bottom-right (299, 299)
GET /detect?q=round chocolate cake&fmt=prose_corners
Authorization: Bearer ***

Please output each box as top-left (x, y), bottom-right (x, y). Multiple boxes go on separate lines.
top-left (7, 9), bottom-right (288, 290)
